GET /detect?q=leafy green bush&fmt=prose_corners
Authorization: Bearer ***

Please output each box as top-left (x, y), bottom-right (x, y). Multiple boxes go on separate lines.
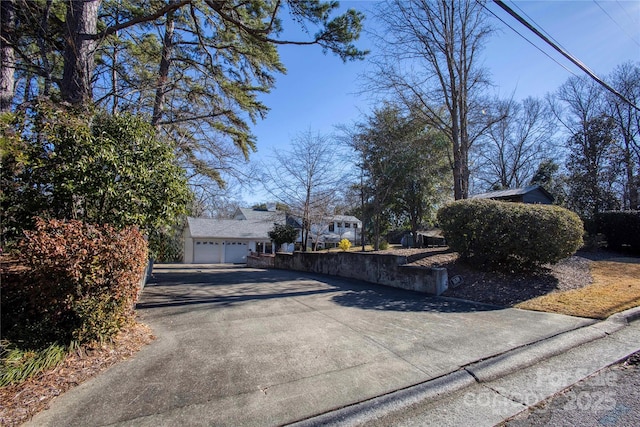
top-left (437, 199), bottom-right (583, 271)
top-left (1, 218), bottom-right (148, 346)
top-left (595, 210), bottom-right (640, 251)
top-left (1, 104), bottom-right (191, 246)
top-left (268, 224), bottom-right (298, 250)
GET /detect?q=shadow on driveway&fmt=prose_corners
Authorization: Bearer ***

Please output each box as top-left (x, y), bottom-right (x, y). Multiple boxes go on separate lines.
top-left (141, 265), bottom-right (501, 314)
top-left (332, 287), bottom-right (501, 313)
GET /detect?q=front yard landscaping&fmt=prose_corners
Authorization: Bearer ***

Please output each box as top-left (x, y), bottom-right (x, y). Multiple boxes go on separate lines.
top-left (402, 247), bottom-right (640, 319)
top-left (516, 258), bottom-right (640, 319)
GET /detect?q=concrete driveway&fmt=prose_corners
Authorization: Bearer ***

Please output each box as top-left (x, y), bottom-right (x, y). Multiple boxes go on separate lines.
top-left (28, 265), bottom-right (594, 426)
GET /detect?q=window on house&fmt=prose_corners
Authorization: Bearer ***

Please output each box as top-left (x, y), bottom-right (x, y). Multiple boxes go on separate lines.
top-left (345, 223), bottom-right (351, 228)
top-left (337, 222), bottom-right (342, 228)
top-left (329, 223), bottom-right (335, 232)
top-left (354, 223), bottom-right (359, 228)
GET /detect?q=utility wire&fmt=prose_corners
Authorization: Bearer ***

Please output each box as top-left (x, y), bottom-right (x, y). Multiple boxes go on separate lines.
top-left (479, 2), bottom-right (578, 77)
top-left (511, 1), bottom-right (571, 53)
top-left (593, 0), bottom-right (640, 48)
top-left (493, 0), bottom-right (640, 111)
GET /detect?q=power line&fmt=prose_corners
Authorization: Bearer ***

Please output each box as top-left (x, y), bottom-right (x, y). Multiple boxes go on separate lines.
top-left (493, 0), bottom-right (640, 112)
top-left (593, 0), bottom-right (640, 49)
top-left (478, 2), bottom-right (578, 78)
top-left (510, 1), bottom-right (571, 53)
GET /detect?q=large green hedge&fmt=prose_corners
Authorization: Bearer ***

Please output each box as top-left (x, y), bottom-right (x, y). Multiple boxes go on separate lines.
top-left (595, 210), bottom-right (640, 251)
top-left (437, 199), bottom-right (583, 271)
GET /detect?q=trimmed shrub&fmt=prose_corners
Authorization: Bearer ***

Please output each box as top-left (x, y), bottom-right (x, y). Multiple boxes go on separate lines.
top-left (1, 218), bottom-right (148, 346)
top-left (437, 199), bottom-right (583, 271)
top-left (595, 211), bottom-right (640, 251)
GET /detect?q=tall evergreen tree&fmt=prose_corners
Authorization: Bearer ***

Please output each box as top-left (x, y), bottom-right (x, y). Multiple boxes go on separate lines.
top-left (0, 0), bottom-right (366, 186)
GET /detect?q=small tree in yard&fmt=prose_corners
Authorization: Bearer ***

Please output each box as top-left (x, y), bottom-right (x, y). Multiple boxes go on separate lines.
top-left (268, 224), bottom-right (298, 252)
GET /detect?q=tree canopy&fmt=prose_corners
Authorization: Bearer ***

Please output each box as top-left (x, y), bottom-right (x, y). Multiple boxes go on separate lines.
top-left (0, 0), bottom-right (367, 186)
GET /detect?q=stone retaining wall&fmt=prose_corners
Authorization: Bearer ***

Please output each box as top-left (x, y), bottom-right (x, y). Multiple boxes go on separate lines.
top-left (247, 254), bottom-right (275, 269)
top-left (272, 251), bottom-right (448, 296)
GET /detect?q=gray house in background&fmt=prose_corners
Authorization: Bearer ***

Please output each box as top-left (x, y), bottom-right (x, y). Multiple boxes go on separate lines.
top-left (471, 185), bottom-right (554, 205)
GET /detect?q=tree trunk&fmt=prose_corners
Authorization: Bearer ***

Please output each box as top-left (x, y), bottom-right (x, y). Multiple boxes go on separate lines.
top-left (152, 5), bottom-right (176, 127)
top-left (0, 0), bottom-right (15, 112)
top-left (61, 0), bottom-right (101, 106)
top-left (37, 0), bottom-right (54, 96)
top-left (624, 138), bottom-right (639, 210)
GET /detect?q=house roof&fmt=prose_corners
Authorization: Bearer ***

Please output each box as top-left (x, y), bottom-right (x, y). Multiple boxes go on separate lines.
top-left (331, 215), bottom-right (361, 223)
top-left (187, 217), bottom-right (275, 240)
top-left (471, 185), bottom-right (553, 201)
top-left (234, 208), bottom-right (286, 223)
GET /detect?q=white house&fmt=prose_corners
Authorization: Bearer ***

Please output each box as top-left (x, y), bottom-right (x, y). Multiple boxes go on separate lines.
top-left (308, 215), bottom-right (362, 249)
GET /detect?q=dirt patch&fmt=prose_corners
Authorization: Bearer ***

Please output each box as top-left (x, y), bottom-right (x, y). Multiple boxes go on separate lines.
top-left (0, 322), bottom-right (154, 427)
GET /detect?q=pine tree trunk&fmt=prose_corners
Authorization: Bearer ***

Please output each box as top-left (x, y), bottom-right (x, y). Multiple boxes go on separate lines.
top-left (0, 0), bottom-right (15, 112)
top-left (152, 5), bottom-right (176, 127)
top-left (61, 0), bottom-right (101, 106)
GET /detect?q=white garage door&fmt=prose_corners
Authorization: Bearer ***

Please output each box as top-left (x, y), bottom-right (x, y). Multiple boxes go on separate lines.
top-left (193, 240), bottom-right (222, 263)
top-left (225, 241), bottom-right (248, 264)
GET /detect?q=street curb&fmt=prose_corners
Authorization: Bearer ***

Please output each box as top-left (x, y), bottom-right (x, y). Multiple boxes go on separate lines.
top-left (286, 306), bottom-right (640, 426)
top-left (287, 370), bottom-right (476, 427)
top-left (606, 305), bottom-right (640, 324)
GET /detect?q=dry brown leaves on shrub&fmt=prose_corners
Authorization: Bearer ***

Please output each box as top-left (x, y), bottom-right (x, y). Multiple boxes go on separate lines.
top-left (0, 322), bottom-right (154, 427)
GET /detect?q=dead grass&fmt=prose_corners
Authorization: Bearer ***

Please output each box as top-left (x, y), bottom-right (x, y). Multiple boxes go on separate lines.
top-left (516, 258), bottom-right (640, 319)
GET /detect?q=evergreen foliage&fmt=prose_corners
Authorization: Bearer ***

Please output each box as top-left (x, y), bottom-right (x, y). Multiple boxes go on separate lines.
top-left (1, 104), bottom-right (191, 245)
top-left (268, 223), bottom-right (298, 249)
top-left (438, 199), bottom-right (584, 271)
top-left (595, 210), bottom-right (640, 251)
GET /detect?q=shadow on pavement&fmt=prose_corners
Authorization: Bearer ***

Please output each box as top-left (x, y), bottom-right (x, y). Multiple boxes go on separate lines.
top-left (142, 266), bottom-right (502, 314)
top-left (332, 287), bottom-right (502, 313)
top-left (137, 287), bottom-right (338, 310)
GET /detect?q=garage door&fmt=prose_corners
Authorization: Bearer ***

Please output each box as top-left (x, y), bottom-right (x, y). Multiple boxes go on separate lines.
top-left (193, 240), bottom-right (222, 263)
top-left (224, 241), bottom-right (248, 264)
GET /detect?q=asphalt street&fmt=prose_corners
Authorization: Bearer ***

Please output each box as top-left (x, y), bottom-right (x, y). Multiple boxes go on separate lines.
top-left (504, 353), bottom-right (640, 426)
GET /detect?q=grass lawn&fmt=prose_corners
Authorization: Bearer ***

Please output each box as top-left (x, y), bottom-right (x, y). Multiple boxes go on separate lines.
top-left (516, 258), bottom-right (640, 319)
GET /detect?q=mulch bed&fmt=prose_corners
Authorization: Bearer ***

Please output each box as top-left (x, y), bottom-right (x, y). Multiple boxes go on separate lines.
top-left (381, 247), bottom-right (623, 307)
top-left (0, 322), bottom-right (155, 427)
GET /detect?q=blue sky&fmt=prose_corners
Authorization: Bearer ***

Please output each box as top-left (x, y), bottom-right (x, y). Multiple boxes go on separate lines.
top-left (241, 0), bottom-right (640, 205)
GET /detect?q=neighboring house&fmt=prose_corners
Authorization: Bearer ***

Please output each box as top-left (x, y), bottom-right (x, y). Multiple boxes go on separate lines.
top-left (471, 185), bottom-right (554, 205)
top-left (183, 208), bottom-right (363, 263)
top-left (308, 215), bottom-right (362, 249)
top-left (184, 206), bottom-right (286, 264)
